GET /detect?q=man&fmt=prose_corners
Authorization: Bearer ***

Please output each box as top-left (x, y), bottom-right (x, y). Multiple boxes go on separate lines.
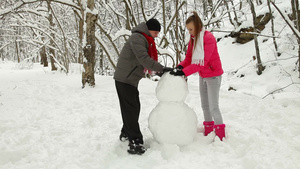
top-left (114, 18), bottom-right (172, 155)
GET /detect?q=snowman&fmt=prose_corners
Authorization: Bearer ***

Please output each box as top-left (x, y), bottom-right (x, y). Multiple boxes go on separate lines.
top-left (148, 73), bottom-right (198, 146)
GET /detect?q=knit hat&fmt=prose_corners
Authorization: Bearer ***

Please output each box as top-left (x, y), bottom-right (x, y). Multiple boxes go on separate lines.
top-left (146, 18), bottom-right (161, 32)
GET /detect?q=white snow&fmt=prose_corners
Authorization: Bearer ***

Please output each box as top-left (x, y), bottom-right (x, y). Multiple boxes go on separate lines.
top-left (149, 102), bottom-right (197, 146)
top-left (1, 1), bottom-right (300, 168)
top-left (155, 73), bottom-right (188, 102)
top-left (0, 58), bottom-right (299, 169)
top-left (149, 73), bottom-right (197, 146)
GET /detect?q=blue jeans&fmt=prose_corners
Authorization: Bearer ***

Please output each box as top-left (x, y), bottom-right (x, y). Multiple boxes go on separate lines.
top-left (199, 76), bottom-right (223, 125)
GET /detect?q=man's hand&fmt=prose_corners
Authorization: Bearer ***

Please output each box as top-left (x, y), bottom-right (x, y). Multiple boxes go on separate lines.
top-left (170, 69), bottom-right (185, 76)
top-left (163, 67), bottom-right (174, 72)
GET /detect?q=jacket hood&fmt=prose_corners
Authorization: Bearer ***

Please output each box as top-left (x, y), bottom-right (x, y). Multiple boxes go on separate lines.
top-left (131, 22), bottom-right (151, 37)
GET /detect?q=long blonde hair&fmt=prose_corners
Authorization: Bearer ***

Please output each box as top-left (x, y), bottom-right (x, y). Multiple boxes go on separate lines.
top-left (186, 11), bottom-right (203, 52)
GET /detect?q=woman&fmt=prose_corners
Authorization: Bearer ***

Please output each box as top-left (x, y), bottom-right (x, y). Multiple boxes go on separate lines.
top-left (170, 11), bottom-right (226, 141)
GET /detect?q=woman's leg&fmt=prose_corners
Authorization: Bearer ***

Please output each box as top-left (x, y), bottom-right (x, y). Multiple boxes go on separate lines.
top-left (199, 76), bottom-right (213, 121)
top-left (205, 76), bottom-right (223, 125)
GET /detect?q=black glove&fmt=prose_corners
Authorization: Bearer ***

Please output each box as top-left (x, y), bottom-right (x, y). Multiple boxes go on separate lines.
top-left (163, 67), bottom-right (174, 72)
top-left (175, 65), bottom-right (183, 71)
top-left (155, 72), bottom-right (163, 77)
top-left (155, 67), bottom-right (173, 77)
top-left (170, 69), bottom-right (185, 76)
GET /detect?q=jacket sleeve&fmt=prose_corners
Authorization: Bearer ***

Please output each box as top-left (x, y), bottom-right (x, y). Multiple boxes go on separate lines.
top-left (182, 32), bottom-right (217, 76)
top-left (202, 32), bottom-right (217, 67)
top-left (130, 33), bottom-right (164, 72)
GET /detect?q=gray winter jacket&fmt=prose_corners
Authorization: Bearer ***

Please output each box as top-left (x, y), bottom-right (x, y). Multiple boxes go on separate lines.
top-left (113, 22), bottom-right (164, 87)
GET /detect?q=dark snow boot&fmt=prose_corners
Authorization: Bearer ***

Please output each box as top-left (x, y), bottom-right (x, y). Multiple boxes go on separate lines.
top-left (119, 131), bottom-right (129, 142)
top-left (127, 139), bottom-right (146, 155)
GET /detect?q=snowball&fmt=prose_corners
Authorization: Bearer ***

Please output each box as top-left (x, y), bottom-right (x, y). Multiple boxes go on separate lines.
top-left (148, 102), bottom-right (197, 146)
top-left (156, 73), bottom-right (188, 102)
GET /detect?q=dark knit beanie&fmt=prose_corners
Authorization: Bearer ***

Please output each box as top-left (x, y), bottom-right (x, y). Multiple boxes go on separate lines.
top-left (146, 18), bottom-right (161, 32)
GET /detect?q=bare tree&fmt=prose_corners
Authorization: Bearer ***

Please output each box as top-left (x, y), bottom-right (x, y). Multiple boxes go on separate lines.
top-left (82, 0), bottom-right (98, 88)
top-left (249, 0), bottom-right (264, 75)
top-left (271, 0), bottom-right (300, 78)
top-left (223, 0), bottom-right (241, 27)
top-left (1, 0), bottom-right (298, 80)
top-left (291, 0), bottom-right (300, 77)
top-left (267, 0), bottom-right (279, 57)
top-left (47, 0), bottom-right (57, 71)
top-left (40, 36), bottom-right (48, 67)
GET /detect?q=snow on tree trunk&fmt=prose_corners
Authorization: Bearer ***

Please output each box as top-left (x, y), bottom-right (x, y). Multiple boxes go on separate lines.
top-left (47, 1), bottom-right (57, 71)
top-left (249, 0), bottom-right (264, 75)
top-left (82, 0), bottom-right (98, 88)
top-left (267, 0), bottom-right (279, 57)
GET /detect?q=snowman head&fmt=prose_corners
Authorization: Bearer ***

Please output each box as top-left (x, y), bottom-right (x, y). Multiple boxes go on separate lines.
top-left (156, 73), bottom-right (188, 102)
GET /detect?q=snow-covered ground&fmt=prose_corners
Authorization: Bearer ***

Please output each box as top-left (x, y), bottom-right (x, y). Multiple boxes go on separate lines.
top-left (1, 1), bottom-right (300, 167)
top-left (0, 56), bottom-right (300, 169)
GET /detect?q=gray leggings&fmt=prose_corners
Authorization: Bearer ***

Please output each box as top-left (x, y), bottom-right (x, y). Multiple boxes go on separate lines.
top-left (199, 76), bottom-right (223, 125)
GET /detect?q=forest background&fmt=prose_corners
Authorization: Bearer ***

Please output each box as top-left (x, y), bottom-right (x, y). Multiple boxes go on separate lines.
top-left (1, 0), bottom-right (300, 88)
top-left (1, 1), bottom-right (300, 168)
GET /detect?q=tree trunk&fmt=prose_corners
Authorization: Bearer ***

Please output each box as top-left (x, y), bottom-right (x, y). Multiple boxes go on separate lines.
top-left (175, 0), bottom-right (180, 66)
top-left (82, 0), bottom-right (98, 88)
top-left (49, 41), bottom-right (57, 71)
top-left (15, 40), bottom-right (20, 63)
top-left (249, 0), bottom-right (264, 75)
top-left (208, 0), bottom-right (214, 19)
top-left (291, 0), bottom-right (300, 77)
top-left (224, 0), bottom-right (235, 26)
top-left (267, 0), bottom-right (279, 56)
top-left (47, 1), bottom-right (57, 71)
top-left (99, 47), bottom-right (104, 75)
top-left (78, 14), bottom-right (84, 64)
top-left (14, 26), bottom-right (20, 63)
top-left (203, 0), bottom-right (208, 19)
top-left (125, 0), bottom-right (131, 30)
top-left (75, 0), bottom-right (84, 64)
top-left (40, 37), bottom-right (48, 67)
top-left (231, 0), bottom-right (240, 26)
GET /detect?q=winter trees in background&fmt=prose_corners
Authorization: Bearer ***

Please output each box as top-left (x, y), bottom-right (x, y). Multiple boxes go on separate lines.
top-left (270, 0), bottom-right (300, 78)
top-left (0, 0), bottom-right (300, 82)
top-left (290, 0), bottom-right (300, 78)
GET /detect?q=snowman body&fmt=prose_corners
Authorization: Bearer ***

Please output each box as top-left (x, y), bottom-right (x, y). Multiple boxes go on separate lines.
top-left (148, 73), bottom-right (198, 146)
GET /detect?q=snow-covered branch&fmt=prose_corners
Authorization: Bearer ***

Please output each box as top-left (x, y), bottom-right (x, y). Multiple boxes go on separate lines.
top-left (262, 82), bottom-right (300, 99)
top-left (271, 1), bottom-right (300, 39)
top-left (10, 23), bottom-right (63, 54)
top-left (0, 0), bottom-right (40, 16)
top-left (49, 0), bottom-right (80, 10)
top-left (95, 34), bottom-right (116, 69)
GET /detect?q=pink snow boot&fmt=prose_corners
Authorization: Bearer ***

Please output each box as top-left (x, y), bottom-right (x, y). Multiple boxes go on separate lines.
top-left (214, 124), bottom-right (226, 141)
top-left (203, 121), bottom-right (214, 136)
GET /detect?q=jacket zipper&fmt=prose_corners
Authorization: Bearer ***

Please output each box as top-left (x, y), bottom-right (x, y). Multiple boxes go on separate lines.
top-left (127, 66), bottom-right (138, 78)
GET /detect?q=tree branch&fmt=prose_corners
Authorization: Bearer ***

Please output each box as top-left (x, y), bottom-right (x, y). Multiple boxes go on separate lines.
top-left (262, 82), bottom-right (300, 99)
top-left (271, 1), bottom-right (300, 40)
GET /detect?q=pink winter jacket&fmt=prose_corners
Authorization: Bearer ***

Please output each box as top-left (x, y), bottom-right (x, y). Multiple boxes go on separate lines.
top-left (179, 31), bottom-right (223, 78)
